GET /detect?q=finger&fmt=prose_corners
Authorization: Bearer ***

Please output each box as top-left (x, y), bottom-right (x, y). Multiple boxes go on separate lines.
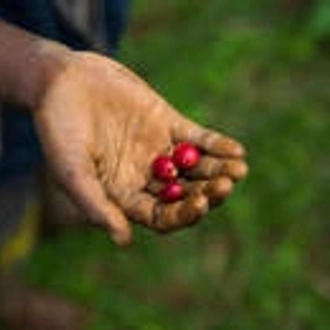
top-left (146, 176), bottom-right (233, 206)
top-left (172, 119), bottom-right (246, 158)
top-left (126, 192), bottom-right (208, 233)
top-left (59, 165), bottom-right (132, 246)
top-left (154, 194), bottom-right (209, 232)
top-left (124, 192), bottom-right (157, 228)
top-left (184, 156), bottom-right (248, 181)
top-left (182, 176), bottom-right (234, 205)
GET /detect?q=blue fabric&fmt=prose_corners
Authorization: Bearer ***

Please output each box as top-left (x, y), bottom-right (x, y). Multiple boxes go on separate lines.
top-left (0, 0), bottom-right (130, 182)
top-left (104, 0), bottom-right (131, 56)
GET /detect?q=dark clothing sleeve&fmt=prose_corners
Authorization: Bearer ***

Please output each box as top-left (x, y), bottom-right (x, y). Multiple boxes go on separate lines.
top-left (0, 1), bottom-right (91, 49)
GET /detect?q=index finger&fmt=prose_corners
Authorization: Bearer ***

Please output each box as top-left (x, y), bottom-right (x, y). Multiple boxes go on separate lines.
top-left (172, 118), bottom-right (246, 158)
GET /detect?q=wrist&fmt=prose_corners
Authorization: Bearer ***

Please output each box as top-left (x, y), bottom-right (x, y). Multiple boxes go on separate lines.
top-left (0, 20), bottom-right (75, 111)
top-left (26, 41), bottom-right (75, 111)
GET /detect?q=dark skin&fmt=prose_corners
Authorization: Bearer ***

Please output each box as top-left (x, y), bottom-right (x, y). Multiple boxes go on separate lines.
top-left (0, 20), bottom-right (248, 246)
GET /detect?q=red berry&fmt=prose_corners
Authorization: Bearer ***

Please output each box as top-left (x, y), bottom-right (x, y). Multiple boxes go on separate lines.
top-left (152, 155), bottom-right (178, 181)
top-left (159, 181), bottom-right (184, 203)
top-left (173, 142), bottom-right (200, 169)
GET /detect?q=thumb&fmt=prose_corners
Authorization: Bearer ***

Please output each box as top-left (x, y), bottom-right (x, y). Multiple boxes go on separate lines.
top-left (60, 166), bottom-right (132, 246)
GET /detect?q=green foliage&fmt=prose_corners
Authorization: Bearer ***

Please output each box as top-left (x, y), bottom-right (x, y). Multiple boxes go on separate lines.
top-left (25, 1), bottom-right (330, 329)
top-left (307, 0), bottom-right (330, 39)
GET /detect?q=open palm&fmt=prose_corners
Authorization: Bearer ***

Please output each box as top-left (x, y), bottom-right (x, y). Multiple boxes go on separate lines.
top-left (34, 52), bottom-right (248, 245)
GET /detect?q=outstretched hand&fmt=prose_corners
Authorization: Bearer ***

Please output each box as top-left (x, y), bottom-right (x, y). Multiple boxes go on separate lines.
top-left (34, 52), bottom-right (248, 246)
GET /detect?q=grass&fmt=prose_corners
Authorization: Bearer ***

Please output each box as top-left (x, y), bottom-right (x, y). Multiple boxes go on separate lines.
top-left (25, 1), bottom-right (330, 329)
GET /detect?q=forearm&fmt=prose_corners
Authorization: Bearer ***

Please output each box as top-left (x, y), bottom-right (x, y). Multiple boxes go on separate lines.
top-left (0, 19), bottom-right (72, 110)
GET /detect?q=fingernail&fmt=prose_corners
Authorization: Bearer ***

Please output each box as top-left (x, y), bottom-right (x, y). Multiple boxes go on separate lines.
top-left (209, 177), bottom-right (233, 197)
top-left (235, 162), bottom-right (249, 179)
top-left (233, 143), bottom-right (246, 158)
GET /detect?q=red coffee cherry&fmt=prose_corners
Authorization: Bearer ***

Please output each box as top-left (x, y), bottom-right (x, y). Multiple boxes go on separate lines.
top-left (173, 142), bottom-right (200, 169)
top-left (152, 155), bottom-right (178, 181)
top-left (159, 181), bottom-right (184, 202)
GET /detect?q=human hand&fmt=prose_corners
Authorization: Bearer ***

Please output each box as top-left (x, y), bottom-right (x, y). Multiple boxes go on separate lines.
top-left (34, 52), bottom-right (248, 246)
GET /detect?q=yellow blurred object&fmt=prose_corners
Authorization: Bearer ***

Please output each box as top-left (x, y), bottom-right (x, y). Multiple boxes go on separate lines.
top-left (0, 201), bottom-right (40, 272)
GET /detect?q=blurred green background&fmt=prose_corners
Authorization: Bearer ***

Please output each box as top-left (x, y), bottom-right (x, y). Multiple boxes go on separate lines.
top-left (24, 1), bottom-right (330, 329)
